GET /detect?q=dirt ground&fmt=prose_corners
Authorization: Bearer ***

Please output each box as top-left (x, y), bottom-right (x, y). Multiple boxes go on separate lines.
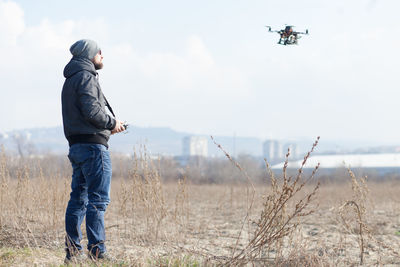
top-left (1, 176), bottom-right (400, 266)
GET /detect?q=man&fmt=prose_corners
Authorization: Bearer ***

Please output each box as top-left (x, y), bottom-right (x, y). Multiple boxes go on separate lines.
top-left (61, 39), bottom-right (125, 263)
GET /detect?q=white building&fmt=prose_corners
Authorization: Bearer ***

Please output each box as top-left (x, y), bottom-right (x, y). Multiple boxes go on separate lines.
top-left (263, 140), bottom-right (283, 161)
top-left (182, 136), bottom-right (208, 157)
top-left (271, 153), bottom-right (400, 169)
top-left (285, 143), bottom-right (300, 159)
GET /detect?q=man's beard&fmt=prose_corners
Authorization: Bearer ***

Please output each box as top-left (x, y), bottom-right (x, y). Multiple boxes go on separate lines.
top-left (94, 62), bottom-right (104, 70)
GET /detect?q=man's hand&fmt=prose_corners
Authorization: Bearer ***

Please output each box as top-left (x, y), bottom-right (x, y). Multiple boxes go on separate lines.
top-left (111, 119), bottom-right (126, 135)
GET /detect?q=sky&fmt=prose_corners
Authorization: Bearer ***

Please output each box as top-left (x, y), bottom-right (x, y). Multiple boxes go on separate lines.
top-left (1, 0), bottom-right (400, 145)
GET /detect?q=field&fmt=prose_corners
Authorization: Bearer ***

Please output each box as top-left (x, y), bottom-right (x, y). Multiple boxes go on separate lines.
top-left (1, 146), bottom-right (400, 266)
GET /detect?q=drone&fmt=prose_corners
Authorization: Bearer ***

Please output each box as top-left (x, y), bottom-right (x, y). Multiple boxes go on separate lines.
top-left (266, 25), bottom-right (309, 45)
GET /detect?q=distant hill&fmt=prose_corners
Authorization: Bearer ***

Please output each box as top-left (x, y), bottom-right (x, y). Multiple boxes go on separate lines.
top-left (2, 126), bottom-right (395, 158)
top-left (0, 126), bottom-right (264, 157)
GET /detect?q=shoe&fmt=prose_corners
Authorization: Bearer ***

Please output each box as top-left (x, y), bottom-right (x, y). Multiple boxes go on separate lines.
top-left (88, 251), bottom-right (115, 262)
top-left (64, 252), bottom-right (87, 264)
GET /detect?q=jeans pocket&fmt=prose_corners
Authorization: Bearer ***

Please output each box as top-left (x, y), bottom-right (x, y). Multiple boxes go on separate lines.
top-left (70, 145), bottom-right (95, 162)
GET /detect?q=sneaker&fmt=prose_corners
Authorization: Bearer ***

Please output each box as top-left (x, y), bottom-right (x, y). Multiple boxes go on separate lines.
top-left (64, 252), bottom-right (87, 264)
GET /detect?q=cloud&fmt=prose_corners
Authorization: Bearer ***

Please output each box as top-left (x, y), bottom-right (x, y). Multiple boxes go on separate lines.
top-left (22, 18), bottom-right (75, 50)
top-left (0, 0), bottom-right (111, 71)
top-left (185, 35), bottom-right (214, 69)
top-left (0, 1), bottom-right (113, 131)
top-left (0, 0), bottom-right (249, 133)
top-left (0, 0), bottom-right (24, 46)
top-left (104, 34), bottom-right (248, 100)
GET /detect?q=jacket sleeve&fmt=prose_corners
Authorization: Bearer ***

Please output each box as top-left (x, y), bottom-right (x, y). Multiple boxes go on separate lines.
top-left (76, 74), bottom-right (116, 130)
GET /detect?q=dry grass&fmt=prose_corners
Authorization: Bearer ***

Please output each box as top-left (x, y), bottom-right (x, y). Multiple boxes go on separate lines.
top-left (1, 144), bottom-right (400, 266)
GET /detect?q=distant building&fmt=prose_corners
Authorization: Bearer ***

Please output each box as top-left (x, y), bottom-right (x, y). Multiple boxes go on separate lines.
top-left (271, 153), bottom-right (400, 170)
top-left (285, 143), bottom-right (300, 159)
top-left (263, 140), bottom-right (283, 162)
top-left (263, 140), bottom-right (301, 162)
top-left (182, 136), bottom-right (208, 157)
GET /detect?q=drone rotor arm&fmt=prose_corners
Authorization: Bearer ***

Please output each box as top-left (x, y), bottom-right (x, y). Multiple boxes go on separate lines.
top-left (265, 26), bottom-right (282, 33)
top-left (299, 29), bottom-right (309, 35)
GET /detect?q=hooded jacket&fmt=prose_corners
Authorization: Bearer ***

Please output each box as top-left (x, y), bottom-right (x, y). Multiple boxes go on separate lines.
top-left (61, 57), bottom-right (116, 148)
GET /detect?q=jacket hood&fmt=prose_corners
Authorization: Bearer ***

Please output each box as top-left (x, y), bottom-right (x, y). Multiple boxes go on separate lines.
top-left (63, 57), bottom-right (97, 79)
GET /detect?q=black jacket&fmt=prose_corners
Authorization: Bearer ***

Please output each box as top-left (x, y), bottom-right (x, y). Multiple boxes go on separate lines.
top-left (61, 57), bottom-right (116, 148)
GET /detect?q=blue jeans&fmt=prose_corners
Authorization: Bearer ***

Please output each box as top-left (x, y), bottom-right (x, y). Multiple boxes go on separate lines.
top-left (65, 143), bottom-right (112, 256)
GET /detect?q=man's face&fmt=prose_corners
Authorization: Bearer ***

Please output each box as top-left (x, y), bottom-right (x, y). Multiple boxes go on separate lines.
top-left (92, 50), bottom-right (104, 70)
